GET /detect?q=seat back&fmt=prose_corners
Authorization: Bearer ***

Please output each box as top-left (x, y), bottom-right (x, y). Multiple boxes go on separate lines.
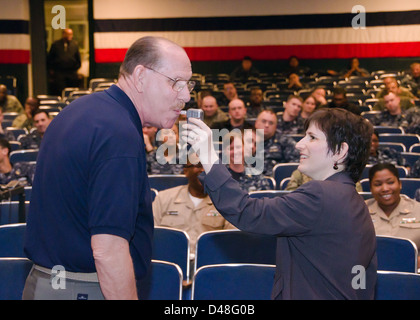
top-left (378, 134), bottom-right (420, 151)
top-left (0, 258), bottom-right (33, 300)
top-left (0, 223), bottom-right (26, 258)
top-left (9, 149), bottom-right (38, 165)
top-left (272, 163), bottom-right (299, 190)
top-left (375, 271), bottom-right (420, 300)
top-left (148, 174), bottom-right (188, 191)
top-left (0, 201), bottom-right (30, 225)
top-left (152, 226), bottom-right (190, 280)
top-left (137, 260), bottom-right (183, 300)
top-left (192, 263), bottom-right (275, 300)
top-left (195, 230), bottom-right (276, 270)
top-left (376, 236), bottom-right (418, 273)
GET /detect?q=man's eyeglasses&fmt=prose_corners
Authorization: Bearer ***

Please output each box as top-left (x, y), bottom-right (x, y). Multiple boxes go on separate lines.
top-left (144, 66), bottom-right (195, 93)
top-left (184, 163), bottom-right (203, 169)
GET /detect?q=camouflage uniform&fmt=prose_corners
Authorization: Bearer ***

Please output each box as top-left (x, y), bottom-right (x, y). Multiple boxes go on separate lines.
top-left (260, 131), bottom-right (300, 176)
top-left (18, 130), bottom-right (42, 149)
top-left (409, 159), bottom-right (420, 178)
top-left (276, 116), bottom-right (305, 135)
top-left (369, 107), bottom-right (420, 129)
top-left (368, 147), bottom-right (406, 167)
top-left (146, 148), bottom-right (185, 175)
top-left (227, 166), bottom-right (272, 192)
top-left (0, 161), bottom-right (36, 186)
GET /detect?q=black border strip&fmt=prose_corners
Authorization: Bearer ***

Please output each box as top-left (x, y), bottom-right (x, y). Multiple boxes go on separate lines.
top-left (94, 10), bottom-right (420, 32)
top-left (0, 20), bottom-right (29, 34)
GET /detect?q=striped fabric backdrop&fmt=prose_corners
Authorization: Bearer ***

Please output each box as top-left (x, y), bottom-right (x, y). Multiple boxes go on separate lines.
top-left (93, 0), bottom-right (420, 63)
top-left (0, 0), bottom-right (30, 64)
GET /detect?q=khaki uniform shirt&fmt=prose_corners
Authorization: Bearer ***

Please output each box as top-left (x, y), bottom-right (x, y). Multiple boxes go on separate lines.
top-left (152, 185), bottom-right (235, 256)
top-left (366, 195), bottom-right (420, 250)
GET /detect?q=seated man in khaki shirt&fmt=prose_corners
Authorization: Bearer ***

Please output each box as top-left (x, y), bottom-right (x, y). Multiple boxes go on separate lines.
top-left (152, 156), bottom-right (235, 272)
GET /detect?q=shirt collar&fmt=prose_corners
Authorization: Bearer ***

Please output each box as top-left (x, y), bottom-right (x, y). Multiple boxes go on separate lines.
top-left (105, 84), bottom-right (143, 137)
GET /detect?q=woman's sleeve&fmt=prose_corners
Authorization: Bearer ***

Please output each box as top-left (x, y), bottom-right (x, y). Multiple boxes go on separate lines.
top-left (201, 164), bottom-right (323, 236)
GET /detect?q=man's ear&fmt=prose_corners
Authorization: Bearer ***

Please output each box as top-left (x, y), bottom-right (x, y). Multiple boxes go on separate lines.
top-left (133, 65), bottom-right (147, 93)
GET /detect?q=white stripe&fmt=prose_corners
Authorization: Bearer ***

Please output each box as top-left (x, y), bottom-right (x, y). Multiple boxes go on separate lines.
top-left (92, 0), bottom-right (420, 19)
top-left (94, 25), bottom-right (420, 49)
top-left (0, 34), bottom-right (31, 50)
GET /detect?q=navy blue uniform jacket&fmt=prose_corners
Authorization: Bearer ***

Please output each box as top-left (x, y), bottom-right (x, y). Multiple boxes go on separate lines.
top-left (201, 164), bottom-right (377, 300)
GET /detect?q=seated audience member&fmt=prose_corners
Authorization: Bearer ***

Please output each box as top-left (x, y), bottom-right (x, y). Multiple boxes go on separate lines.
top-left (287, 73), bottom-right (306, 91)
top-left (370, 92), bottom-right (420, 129)
top-left (373, 96), bottom-right (414, 111)
top-left (343, 57), bottom-right (369, 78)
top-left (0, 84), bottom-right (24, 114)
top-left (153, 156), bottom-right (234, 260)
top-left (0, 138), bottom-right (36, 186)
top-left (224, 132), bottom-right (271, 192)
top-left (376, 76), bottom-right (417, 100)
top-left (230, 56), bottom-right (259, 82)
top-left (300, 95), bottom-right (320, 119)
top-left (285, 169), bottom-right (362, 192)
top-left (311, 87), bottom-right (328, 106)
top-left (18, 110), bottom-right (52, 149)
top-left (217, 82), bottom-right (239, 107)
top-left (368, 130), bottom-right (406, 167)
top-left (143, 126), bottom-right (158, 153)
top-left (201, 95), bottom-right (229, 128)
top-left (12, 97), bottom-right (40, 131)
top-left (366, 163), bottom-right (420, 266)
top-left (401, 62), bottom-right (420, 98)
top-left (327, 57), bottom-right (369, 78)
top-left (0, 108), bottom-right (16, 141)
top-left (327, 87), bottom-right (361, 115)
top-left (147, 123), bottom-right (185, 175)
top-left (246, 87), bottom-right (265, 118)
top-left (277, 95), bottom-right (305, 135)
top-left (285, 55), bottom-right (310, 76)
top-left (213, 98), bottom-right (253, 131)
top-left (254, 109), bottom-right (300, 176)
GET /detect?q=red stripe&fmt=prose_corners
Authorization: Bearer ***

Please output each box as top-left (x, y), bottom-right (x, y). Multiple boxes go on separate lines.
top-left (0, 50), bottom-right (30, 64)
top-left (95, 42), bottom-right (420, 63)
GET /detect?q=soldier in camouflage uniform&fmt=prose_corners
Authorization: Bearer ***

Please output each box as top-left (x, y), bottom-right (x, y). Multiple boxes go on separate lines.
top-left (368, 130), bottom-right (406, 167)
top-left (370, 92), bottom-right (420, 129)
top-left (276, 95), bottom-right (305, 135)
top-left (254, 109), bottom-right (300, 176)
top-left (17, 110), bottom-right (52, 149)
top-left (146, 125), bottom-right (185, 175)
top-left (224, 131), bottom-right (272, 192)
top-left (0, 138), bottom-right (36, 186)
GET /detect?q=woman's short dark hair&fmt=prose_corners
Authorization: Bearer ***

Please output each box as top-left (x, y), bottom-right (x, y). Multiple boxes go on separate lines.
top-left (304, 108), bottom-right (373, 182)
top-left (368, 163), bottom-right (400, 185)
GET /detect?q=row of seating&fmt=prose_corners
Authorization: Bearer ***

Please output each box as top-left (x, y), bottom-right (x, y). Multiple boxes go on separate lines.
top-left (0, 225), bottom-right (417, 299)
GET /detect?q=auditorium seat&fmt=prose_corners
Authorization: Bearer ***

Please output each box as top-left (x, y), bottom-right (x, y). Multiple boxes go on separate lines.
top-left (192, 263), bottom-right (275, 300)
top-left (0, 223), bottom-right (26, 258)
top-left (137, 260), bottom-right (183, 300)
top-left (195, 229), bottom-right (277, 270)
top-left (0, 258), bottom-right (33, 300)
top-left (375, 271), bottom-right (420, 300)
top-left (272, 163), bottom-right (299, 190)
top-left (148, 174), bottom-right (188, 191)
top-left (378, 134), bottom-right (420, 151)
top-left (9, 149), bottom-right (38, 164)
top-left (376, 235), bottom-right (418, 273)
top-left (152, 226), bottom-right (190, 281)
